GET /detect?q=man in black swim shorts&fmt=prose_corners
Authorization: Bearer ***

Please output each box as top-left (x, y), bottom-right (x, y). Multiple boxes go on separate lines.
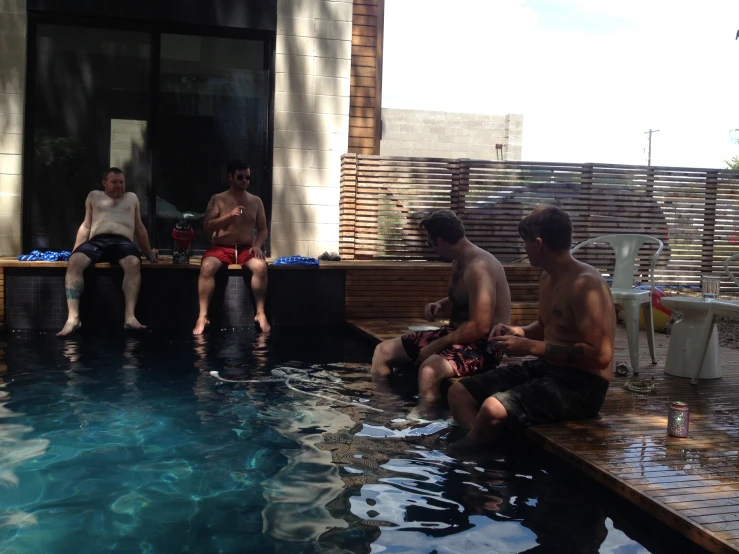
top-left (448, 206), bottom-right (616, 451)
top-left (57, 168), bottom-right (159, 336)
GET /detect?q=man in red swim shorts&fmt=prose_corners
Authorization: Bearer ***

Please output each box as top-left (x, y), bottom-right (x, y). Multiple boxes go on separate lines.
top-left (194, 159), bottom-right (270, 334)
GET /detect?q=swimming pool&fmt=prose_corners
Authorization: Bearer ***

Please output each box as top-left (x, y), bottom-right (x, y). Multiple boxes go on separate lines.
top-left (0, 328), bottom-right (707, 553)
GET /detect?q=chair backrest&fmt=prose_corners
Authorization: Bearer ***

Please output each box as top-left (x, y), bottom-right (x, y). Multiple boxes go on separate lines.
top-left (724, 253), bottom-right (739, 287)
top-left (571, 234), bottom-right (664, 290)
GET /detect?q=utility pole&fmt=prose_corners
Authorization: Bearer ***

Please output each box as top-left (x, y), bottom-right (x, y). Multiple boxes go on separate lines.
top-left (644, 129), bottom-right (660, 166)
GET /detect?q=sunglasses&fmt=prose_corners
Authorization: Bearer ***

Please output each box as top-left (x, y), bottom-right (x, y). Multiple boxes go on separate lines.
top-left (235, 174), bottom-right (251, 181)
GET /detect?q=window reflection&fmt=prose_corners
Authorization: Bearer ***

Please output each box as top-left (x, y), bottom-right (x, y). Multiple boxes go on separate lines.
top-left (30, 25), bottom-right (151, 251)
top-left (155, 34), bottom-right (269, 252)
top-left (28, 25), bottom-right (270, 254)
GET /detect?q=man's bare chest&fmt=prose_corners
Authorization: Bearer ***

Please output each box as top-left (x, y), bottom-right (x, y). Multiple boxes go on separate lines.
top-left (540, 284), bottom-right (577, 332)
top-left (93, 198), bottom-right (134, 217)
top-left (448, 265), bottom-right (468, 302)
top-left (221, 196), bottom-right (257, 219)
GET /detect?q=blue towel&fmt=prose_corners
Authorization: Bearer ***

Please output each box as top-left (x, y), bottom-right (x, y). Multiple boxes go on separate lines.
top-left (272, 256), bottom-right (319, 266)
top-left (18, 250), bottom-right (72, 262)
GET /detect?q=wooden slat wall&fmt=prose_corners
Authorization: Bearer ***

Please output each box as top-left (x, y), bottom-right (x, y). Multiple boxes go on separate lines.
top-left (345, 263), bottom-right (542, 324)
top-left (348, 0), bottom-right (384, 155)
top-left (339, 155), bottom-right (739, 289)
top-left (346, 267), bottom-right (449, 318)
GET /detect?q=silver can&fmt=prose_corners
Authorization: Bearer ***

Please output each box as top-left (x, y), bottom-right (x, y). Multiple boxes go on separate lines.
top-left (667, 401), bottom-right (689, 438)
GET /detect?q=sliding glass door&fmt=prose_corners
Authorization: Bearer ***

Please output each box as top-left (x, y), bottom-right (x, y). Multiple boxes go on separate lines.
top-left (29, 25), bottom-right (151, 250)
top-left (154, 34), bottom-right (269, 251)
top-left (25, 22), bottom-right (272, 253)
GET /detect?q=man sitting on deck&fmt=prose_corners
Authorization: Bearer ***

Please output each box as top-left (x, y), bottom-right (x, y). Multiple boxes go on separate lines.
top-left (193, 159), bottom-right (270, 334)
top-left (57, 167), bottom-right (159, 337)
top-left (371, 209), bottom-right (511, 402)
top-left (448, 205), bottom-right (615, 451)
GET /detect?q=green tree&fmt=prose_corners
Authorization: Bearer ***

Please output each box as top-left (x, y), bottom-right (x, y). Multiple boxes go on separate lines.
top-left (726, 156), bottom-right (739, 170)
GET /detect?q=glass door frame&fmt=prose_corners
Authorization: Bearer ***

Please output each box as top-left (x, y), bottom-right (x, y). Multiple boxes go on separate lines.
top-left (22, 13), bottom-right (276, 253)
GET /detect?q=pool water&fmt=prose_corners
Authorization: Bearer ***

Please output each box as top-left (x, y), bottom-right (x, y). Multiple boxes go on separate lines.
top-left (0, 328), bottom-right (707, 554)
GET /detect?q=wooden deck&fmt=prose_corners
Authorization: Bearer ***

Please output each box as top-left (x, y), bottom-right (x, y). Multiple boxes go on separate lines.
top-left (347, 318), bottom-right (739, 553)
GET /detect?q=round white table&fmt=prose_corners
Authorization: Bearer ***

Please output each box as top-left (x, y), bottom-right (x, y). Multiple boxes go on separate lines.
top-left (660, 296), bottom-right (721, 380)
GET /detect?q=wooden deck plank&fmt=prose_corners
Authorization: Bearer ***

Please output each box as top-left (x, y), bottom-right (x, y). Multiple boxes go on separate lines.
top-left (528, 329), bottom-right (739, 553)
top-left (347, 317), bottom-right (739, 553)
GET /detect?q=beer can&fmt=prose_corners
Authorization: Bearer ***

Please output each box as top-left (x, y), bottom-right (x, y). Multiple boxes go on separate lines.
top-left (667, 401), bottom-right (689, 438)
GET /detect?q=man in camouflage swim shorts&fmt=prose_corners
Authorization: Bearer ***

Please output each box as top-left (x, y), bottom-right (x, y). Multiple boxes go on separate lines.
top-left (371, 210), bottom-right (511, 402)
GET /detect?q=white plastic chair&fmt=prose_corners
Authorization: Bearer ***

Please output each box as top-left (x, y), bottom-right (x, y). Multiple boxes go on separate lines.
top-left (571, 234), bottom-right (664, 375)
top-left (724, 253), bottom-right (739, 287)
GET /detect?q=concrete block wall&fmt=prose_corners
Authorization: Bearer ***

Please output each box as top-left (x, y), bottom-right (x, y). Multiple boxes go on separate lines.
top-left (0, 0), bottom-right (26, 256)
top-left (270, 0), bottom-right (353, 258)
top-left (380, 109), bottom-right (524, 161)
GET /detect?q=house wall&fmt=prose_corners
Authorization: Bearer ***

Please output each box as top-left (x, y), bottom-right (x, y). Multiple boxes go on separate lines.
top-left (380, 108), bottom-right (524, 161)
top-left (269, 0), bottom-right (354, 258)
top-left (0, 0), bottom-right (26, 256)
top-left (347, 0), bottom-right (384, 156)
top-left (0, 0), bottom-right (363, 258)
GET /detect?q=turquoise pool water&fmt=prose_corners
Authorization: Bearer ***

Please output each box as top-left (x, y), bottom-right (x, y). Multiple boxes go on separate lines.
top-left (0, 329), bottom-right (707, 553)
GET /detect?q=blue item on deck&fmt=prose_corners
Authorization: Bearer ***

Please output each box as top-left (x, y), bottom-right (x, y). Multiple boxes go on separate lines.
top-left (18, 250), bottom-right (73, 262)
top-left (272, 256), bottom-right (319, 266)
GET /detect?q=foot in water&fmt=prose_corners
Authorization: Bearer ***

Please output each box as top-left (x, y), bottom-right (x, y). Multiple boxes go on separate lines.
top-left (254, 312), bottom-right (271, 333)
top-left (124, 317), bottom-right (147, 331)
top-left (447, 434), bottom-right (488, 456)
top-left (56, 318), bottom-right (82, 337)
top-left (193, 316), bottom-right (210, 335)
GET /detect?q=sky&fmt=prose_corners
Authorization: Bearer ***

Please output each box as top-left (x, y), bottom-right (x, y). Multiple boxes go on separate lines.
top-left (381, 0), bottom-right (739, 168)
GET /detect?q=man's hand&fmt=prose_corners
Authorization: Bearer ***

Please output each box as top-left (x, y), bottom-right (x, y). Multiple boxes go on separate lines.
top-left (489, 334), bottom-right (533, 358)
top-left (147, 249), bottom-right (159, 263)
top-left (249, 246), bottom-right (265, 260)
top-left (424, 302), bottom-right (443, 321)
top-left (488, 323), bottom-right (524, 341)
top-left (229, 207), bottom-right (245, 219)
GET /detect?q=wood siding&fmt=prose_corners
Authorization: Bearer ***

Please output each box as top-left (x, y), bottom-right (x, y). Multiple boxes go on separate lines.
top-left (348, 0), bottom-right (384, 155)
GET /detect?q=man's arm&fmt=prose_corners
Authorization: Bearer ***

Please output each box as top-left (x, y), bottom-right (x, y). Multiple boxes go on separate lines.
top-left (203, 195), bottom-right (244, 237)
top-left (72, 194), bottom-right (94, 250)
top-left (521, 319), bottom-right (545, 340)
top-left (252, 197), bottom-right (268, 250)
top-left (491, 319), bottom-right (544, 341)
top-left (420, 262), bottom-right (496, 358)
top-left (435, 297), bottom-right (452, 314)
top-left (424, 297), bottom-right (450, 321)
top-left (133, 195), bottom-right (157, 262)
top-left (490, 272), bottom-right (546, 341)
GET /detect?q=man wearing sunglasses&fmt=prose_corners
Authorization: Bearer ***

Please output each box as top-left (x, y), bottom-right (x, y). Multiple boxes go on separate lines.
top-left (371, 209), bottom-right (511, 405)
top-left (194, 159), bottom-right (269, 334)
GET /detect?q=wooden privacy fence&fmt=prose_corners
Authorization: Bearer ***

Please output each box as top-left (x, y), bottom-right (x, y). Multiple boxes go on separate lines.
top-left (339, 154), bottom-right (739, 288)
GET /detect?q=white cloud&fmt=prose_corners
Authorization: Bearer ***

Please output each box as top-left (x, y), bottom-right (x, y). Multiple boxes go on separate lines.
top-left (382, 0), bottom-right (739, 167)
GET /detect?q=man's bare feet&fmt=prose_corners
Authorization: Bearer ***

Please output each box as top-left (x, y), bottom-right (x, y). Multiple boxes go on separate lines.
top-left (193, 316), bottom-right (210, 335)
top-left (124, 317), bottom-right (147, 331)
top-left (447, 434), bottom-right (486, 456)
top-left (254, 312), bottom-right (271, 333)
top-left (56, 318), bottom-right (82, 337)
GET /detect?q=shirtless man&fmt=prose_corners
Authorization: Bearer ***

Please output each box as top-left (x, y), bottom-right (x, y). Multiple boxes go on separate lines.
top-left (193, 159), bottom-right (269, 334)
top-left (371, 209), bottom-right (511, 402)
top-left (57, 167), bottom-right (159, 337)
top-left (448, 205), bottom-right (615, 451)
